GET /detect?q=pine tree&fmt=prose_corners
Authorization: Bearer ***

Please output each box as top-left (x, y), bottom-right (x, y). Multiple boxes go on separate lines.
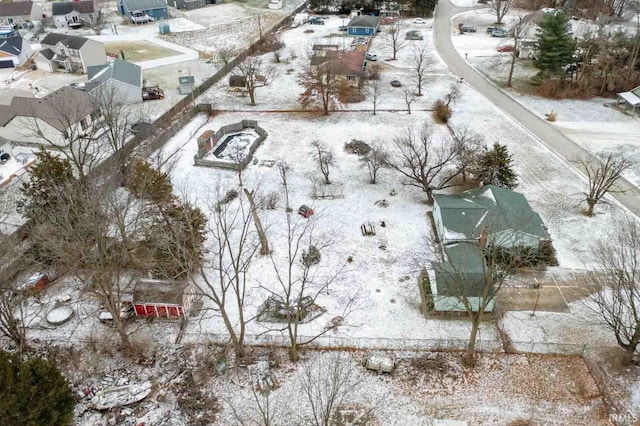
top-left (534, 11), bottom-right (576, 78)
top-left (18, 150), bottom-right (75, 221)
top-left (127, 160), bottom-right (175, 205)
top-left (0, 351), bottom-right (74, 426)
top-left (474, 143), bottom-right (518, 189)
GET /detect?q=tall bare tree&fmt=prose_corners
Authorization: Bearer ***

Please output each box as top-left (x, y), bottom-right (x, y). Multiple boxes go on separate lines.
top-left (586, 217), bottom-right (640, 360)
top-left (311, 140), bottom-right (335, 185)
top-left (363, 79), bottom-right (388, 115)
top-left (82, 8), bottom-right (109, 35)
top-left (490, 0), bottom-right (515, 24)
top-left (403, 86), bottom-right (418, 114)
top-left (506, 17), bottom-right (532, 87)
top-left (0, 232), bottom-right (31, 352)
top-left (298, 65), bottom-right (346, 115)
top-left (409, 44), bottom-right (432, 96)
top-left (235, 56), bottom-right (277, 106)
top-left (449, 125), bottom-right (484, 183)
top-left (385, 123), bottom-right (462, 203)
top-left (360, 141), bottom-right (387, 184)
top-left (577, 152), bottom-right (633, 217)
top-left (386, 19), bottom-right (407, 60)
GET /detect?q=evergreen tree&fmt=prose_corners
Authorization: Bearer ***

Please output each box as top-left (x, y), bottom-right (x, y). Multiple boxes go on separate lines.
top-left (18, 150), bottom-right (75, 221)
top-left (127, 160), bottom-right (175, 205)
top-left (416, 0), bottom-right (438, 17)
top-left (0, 351), bottom-right (74, 426)
top-left (474, 143), bottom-right (518, 189)
top-left (534, 11), bottom-right (576, 78)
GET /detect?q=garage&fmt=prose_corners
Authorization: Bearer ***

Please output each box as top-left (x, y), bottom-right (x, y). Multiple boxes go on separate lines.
top-left (0, 58), bottom-right (15, 68)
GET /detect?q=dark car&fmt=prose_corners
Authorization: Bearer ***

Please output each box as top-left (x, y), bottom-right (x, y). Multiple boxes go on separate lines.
top-left (491, 28), bottom-right (507, 37)
top-left (389, 80), bottom-right (402, 87)
top-left (142, 86), bottom-right (165, 101)
top-left (338, 25), bottom-right (347, 31)
top-left (486, 26), bottom-right (500, 33)
top-left (309, 18), bottom-right (325, 25)
top-left (461, 24), bottom-right (476, 33)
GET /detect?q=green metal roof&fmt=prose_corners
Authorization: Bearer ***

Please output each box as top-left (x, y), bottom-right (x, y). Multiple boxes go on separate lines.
top-left (434, 185), bottom-right (549, 242)
top-left (432, 243), bottom-right (492, 297)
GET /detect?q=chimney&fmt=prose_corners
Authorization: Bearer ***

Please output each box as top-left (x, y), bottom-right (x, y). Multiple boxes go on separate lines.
top-left (478, 181), bottom-right (484, 188)
top-left (479, 226), bottom-right (488, 249)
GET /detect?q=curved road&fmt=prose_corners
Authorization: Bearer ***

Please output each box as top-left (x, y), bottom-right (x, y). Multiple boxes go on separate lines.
top-left (432, 0), bottom-right (640, 216)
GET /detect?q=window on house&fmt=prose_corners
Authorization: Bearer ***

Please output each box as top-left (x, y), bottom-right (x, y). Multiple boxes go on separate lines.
top-left (62, 130), bottom-right (69, 140)
top-left (8, 18), bottom-right (13, 24)
top-left (347, 75), bottom-right (356, 81)
top-left (80, 118), bottom-right (88, 130)
top-left (90, 110), bottom-right (101, 121)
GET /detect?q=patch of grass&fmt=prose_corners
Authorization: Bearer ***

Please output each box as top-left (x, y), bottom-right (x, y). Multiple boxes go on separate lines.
top-left (104, 41), bottom-right (180, 62)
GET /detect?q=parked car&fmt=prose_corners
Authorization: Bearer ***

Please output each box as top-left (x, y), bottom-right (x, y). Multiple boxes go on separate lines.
top-left (142, 86), bottom-right (165, 101)
top-left (491, 28), bottom-right (507, 37)
top-left (413, 18), bottom-right (427, 24)
top-left (486, 26), bottom-right (500, 33)
top-left (69, 82), bottom-right (85, 91)
top-left (497, 44), bottom-right (515, 52)
top-left (405, 30), bottom-right (423, 40)
top-left (365, 53), bottom-right (377, 61)
top-left (309, 18), bottom-right (325, 25)
top-left (389, 80), bottom-right (402, 87)
top-left (338, 25), bottom-right (347, 31)
top-left (461, 24), bottom-right (476, 33)
top-left (130, 120), bottom-right (152, 135)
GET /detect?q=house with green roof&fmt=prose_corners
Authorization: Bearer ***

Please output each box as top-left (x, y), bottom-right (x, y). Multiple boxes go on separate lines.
top-left (432, 184), bottom-right (550, 249)
top-left (428, 242), bottom-right (496, 312)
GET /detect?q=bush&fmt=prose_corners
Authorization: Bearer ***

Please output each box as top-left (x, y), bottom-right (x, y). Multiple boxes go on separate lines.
top-left (0, 351), bottom-right (75, 426)
top-left (127, 160), bottom-right (174, 205)
top-left (344, 139), bottom-right (371, 156)
top-left (432, 99), bottom-right (451, 124)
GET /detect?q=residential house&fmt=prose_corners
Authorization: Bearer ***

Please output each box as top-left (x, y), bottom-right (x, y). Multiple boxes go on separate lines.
top-left (132, 278), bottom-right (195, 318)
top-left (310, 49), bottom-right (366, 87)
top-left (432, 184), bottom-right (550, 249)
top-left (428, 242), bottom-right (496, 313)
top-left (617, 86), bottom-right (640, 111)
top-left (86, 59), bottom-right (143, 103)
top-left (167, 0), bottom-right (208, 10)
top-left (52, 1), bottom-right (96, 30)
top-left (0, 33), bottom-right (32, 68)
top-left (118, 0), bottom-right (168, 24)
top-left (0, 86), bottom-right (100, 147)
top-left (36, 33), bottom-right (106, 73)
top-left (312, 44), bottom-right (339, 57)
top-left (346, 15), bottom-right (380, 37)
top-left (0, 2), bottom-right (43, 28)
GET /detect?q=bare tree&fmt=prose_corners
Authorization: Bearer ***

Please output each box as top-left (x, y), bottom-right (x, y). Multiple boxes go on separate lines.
top-left (506, 16), bottom-right (532, 87)
top-left (311, 140), bottom-right (335, 185)
top-left (449, 125), bottom-right (484, 183)
top-left (193, 188), bottom-right (260, 359)
top-left (386, 19), bottom-right (407, 60)
top-left (82, 8), bottom-right (110, 35)
top-left (577, 152), bottom-right (633, 217)
top-left (235, 56), bottom-right (278, 106)
top-left (0, 233), bottom-right (31, 352)
top-left (403, 86), bottom-right (417, 114)
top-left (298, 65), bottom-right (347, 115)
top-left (298, 352), bottom-right (363, 426)
top-left (227, 370), bottom-right (288, 426)
top-left (586, 217), bottom-right (640, 360)
top-left (385, 123), bottom-right (462, 203)
top-left (359, 141), bottom-right (387, 184)
top-left (490, 0), bottom-right (515, 24)
top-left (409, 44), bottom-right (432, 96)
top-left (363, 80), bottom-right (388, 115)
top-left (217, 48), bottom-right (238, 67)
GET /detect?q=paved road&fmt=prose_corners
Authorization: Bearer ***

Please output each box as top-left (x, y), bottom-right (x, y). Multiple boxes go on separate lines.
top-left (432, 0), bottom-right (640, 217)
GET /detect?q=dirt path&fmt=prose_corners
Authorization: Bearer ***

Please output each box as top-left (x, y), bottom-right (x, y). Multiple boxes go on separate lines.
top-left (433, 0), bottom-right (640, 217)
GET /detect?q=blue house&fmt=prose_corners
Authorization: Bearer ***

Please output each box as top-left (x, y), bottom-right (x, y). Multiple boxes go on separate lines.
top-left (347, 15), bottom-right (380, 37)
top-left (119, 0), bottom-right (168, 23)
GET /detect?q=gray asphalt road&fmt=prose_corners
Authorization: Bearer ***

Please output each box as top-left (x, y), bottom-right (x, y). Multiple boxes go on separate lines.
top-left (432, 0), bottom-right (640, 216)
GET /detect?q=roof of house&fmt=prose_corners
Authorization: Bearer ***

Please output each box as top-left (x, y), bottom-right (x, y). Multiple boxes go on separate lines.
top-left (133, 279), bottom-right (189, 305)
top-left (347, 15), bottom-right (380, 28)
top-left (312, 44), bottom-right (339, 51)
top-left (86, 59), bottom-right (142, 92)
top-left (0, 2), bottom-right (34, 17)
top-left (0, 86), bottom-right (94, 131)
top-left (432, 242), bottom-right (492, 298)
top-left (312, 50), bottom-right (365, 76)
top-left (38, 47), bottom-right (55, 60)
top-left (0, 36), bottom-right (24, 56)
top-left (52, 1), bottom-right (95, 16)
top-left (618, 86), bottom-right (640, 106)
top-left (41, 33), bottom-right (90, 50)
top-left (120, 0), bottom-right (168, 11)
top-left (433, 184), bottom-right (549, 242)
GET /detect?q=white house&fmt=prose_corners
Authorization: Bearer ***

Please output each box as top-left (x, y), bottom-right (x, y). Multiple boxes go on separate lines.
top-left (86, 59), bottom-right (143, 104)
top-left (52, 1), bottom-right (96, 29)
top-left (0, 34), bottom-right (32, 68)
top-left (36, 33), bottom-right (106, 73)
top-left (0, 87), bottom-right (99, 147)
top-left (0, 2), bottom-right (43, 28)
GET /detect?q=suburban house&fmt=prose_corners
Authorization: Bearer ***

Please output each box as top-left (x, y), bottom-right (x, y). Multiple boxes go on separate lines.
top-left (311, 44), bottom-right (339, 57)
top-left (118, 0), bottom-right (169, 24)
top-left (617, 86), bottom-right (640, 111)
top-left (432, 184), bottom-right (550, 249)
top-left (52, 1), bottom-right (96, 30)
top-left (346, 15), bottom-right (380, 37)
top-left (132, 278), bottom-right (195, 318)
top-left (0, 30), bottom-right (32, 68)
top-left (0, 87), bottom-right (100, 147)
top-left (166, 0), bottom-right (208, 10)
top-left (36, 33), bottom-right (106, 73)
top-left (0, 2), bottom-right (43, 28)
top-left (86, 59), bottom-right (143, 103)
top-left (310, 50), bottom-right (366, 87)
top-left (428, 242), bottom-right (495, 313)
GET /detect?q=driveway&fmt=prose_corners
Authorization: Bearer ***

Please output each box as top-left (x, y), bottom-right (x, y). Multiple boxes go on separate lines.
top-left (432, 0), bottom-right (640, 217)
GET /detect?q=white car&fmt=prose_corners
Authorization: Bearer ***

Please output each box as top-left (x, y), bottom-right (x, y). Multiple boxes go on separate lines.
top-left (413, 18), bottom-right (427, 24)
top-left (365, 53), bottom-right (377, 61)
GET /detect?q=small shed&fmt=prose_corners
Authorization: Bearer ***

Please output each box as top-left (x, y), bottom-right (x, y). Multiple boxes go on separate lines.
top-left (197, 129), bottom-right (216, 156)
top-left (133, 278), bottom-right (194, 318)
top-left (178, 75), bottom-right (195, 95)
top-left (617, 86), bottom-right (640, 111)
